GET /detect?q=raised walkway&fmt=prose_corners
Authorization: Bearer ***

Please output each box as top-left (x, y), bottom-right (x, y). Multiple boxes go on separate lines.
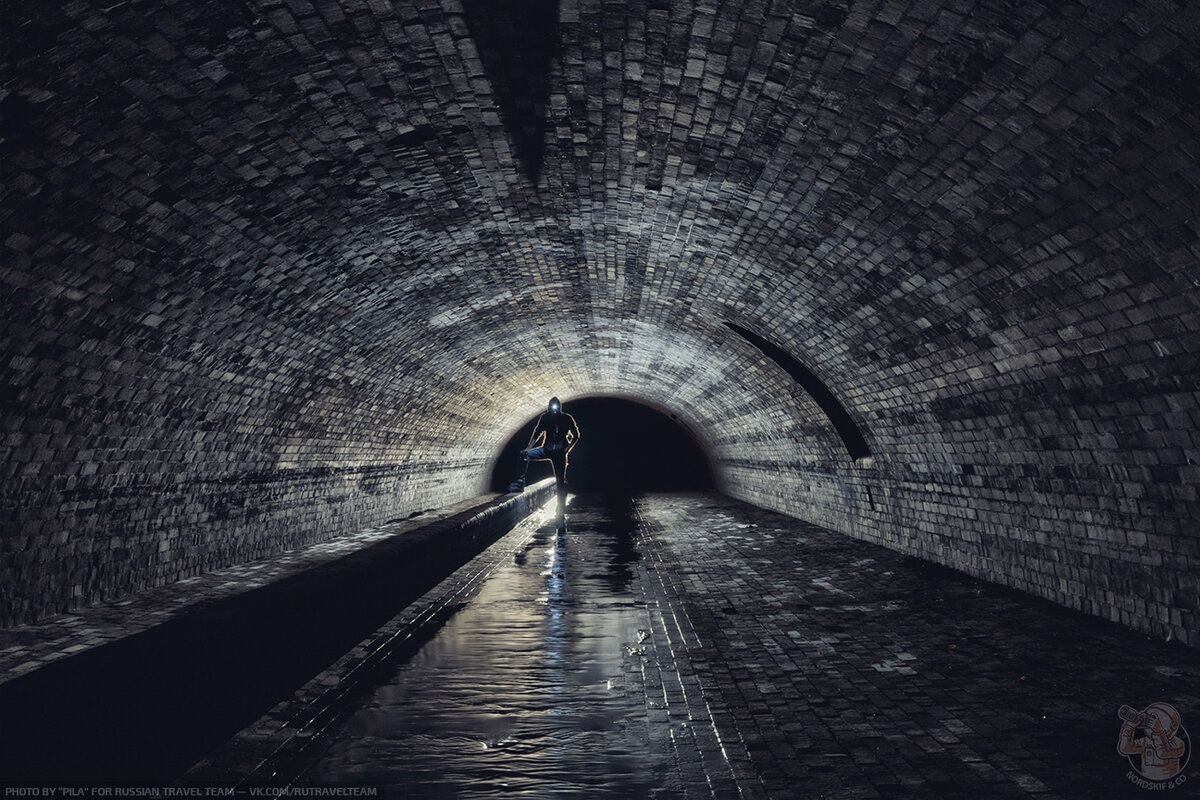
top-left (0, 481), bottom-right (556, 781)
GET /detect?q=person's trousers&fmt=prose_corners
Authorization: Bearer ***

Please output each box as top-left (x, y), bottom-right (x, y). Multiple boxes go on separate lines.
top-left (524, 447), bottom-right (568, 514)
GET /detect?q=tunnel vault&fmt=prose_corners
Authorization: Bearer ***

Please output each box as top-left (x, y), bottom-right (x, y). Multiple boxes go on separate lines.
top-left (1, 1), bottom-right (1198, 646)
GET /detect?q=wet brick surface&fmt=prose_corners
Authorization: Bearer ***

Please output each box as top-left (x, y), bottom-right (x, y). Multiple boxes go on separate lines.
top-left (635, 494), bottom-right (1200, 799)
top-left (190, 494), bottom-right (731, 798)
top-left (7, 489), bottom-right (1194, 796)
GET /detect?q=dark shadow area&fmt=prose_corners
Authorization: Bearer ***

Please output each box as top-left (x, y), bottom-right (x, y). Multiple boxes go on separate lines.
top-left (0, 492), bottom-right (547, 782)
top-left (460, 0), bottom-right (559, 183)
top-left (725, 322), bottom-right (871, 460)
top-left (490, 397), bottom-right (716, 494)
top-left (583, 494), bottom-right (640, 593)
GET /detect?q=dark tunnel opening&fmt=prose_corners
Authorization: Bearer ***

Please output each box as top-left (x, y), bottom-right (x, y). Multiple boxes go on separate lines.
top-left (489, 397), bottom-right (717, 494)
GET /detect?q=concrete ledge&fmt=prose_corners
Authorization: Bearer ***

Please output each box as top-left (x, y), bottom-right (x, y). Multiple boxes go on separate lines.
top-left (0, 481), bottom-right (554, 684)
top-left (0, 479), bottom-right (556, 782)
top-left (188, 489), bottom-right (566, 786)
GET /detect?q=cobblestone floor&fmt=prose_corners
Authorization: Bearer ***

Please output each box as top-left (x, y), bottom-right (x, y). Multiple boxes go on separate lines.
top-left (635, 494), bottom-right (1200, 799)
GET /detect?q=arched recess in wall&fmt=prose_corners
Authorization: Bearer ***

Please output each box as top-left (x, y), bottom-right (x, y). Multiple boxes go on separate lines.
top-left (724, 322), bottom-right (871, 461)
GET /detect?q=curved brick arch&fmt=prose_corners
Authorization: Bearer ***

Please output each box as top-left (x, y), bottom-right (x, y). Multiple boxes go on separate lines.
top-left (1, 0), bottom-right (1197, 646)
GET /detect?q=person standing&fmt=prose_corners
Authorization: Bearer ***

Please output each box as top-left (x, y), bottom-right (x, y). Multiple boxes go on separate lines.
top-left (521, 397), bottom-right (580, 526)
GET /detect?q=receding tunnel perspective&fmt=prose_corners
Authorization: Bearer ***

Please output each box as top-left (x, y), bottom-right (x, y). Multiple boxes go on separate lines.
top-left (2, 0), bottom-right (1199, 796)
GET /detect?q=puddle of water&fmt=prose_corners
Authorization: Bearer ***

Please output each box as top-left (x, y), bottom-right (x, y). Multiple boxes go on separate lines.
top-left (301, 497), bottom-right (669, 797)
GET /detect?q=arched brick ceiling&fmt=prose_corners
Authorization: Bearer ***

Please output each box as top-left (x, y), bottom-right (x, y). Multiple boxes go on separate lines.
top-left (2, 1), bottom-right (1198, 643)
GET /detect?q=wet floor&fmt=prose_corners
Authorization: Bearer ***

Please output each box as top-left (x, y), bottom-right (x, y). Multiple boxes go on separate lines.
top-left (299, 495), bottom-right (677, 797)
top-left (188, 492), bottom-right (1199, 799)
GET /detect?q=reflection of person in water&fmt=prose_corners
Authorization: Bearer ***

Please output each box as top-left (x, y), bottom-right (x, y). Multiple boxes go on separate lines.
top-left (1118, 702), bottom-right (1187, 780)
top-left (521, 397), bottom-right (580, 524)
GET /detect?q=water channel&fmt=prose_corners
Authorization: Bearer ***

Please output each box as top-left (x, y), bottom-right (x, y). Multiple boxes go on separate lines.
top-left (299, 495), bottom-right (676, 797)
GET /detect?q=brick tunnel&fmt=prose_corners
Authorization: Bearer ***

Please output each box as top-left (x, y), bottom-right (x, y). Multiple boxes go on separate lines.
top-left (2, 0), bottom-right (1198, 795)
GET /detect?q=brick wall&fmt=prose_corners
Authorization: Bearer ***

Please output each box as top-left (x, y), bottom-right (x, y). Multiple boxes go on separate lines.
top-left (3, 0), bottom-right (1197, 642)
